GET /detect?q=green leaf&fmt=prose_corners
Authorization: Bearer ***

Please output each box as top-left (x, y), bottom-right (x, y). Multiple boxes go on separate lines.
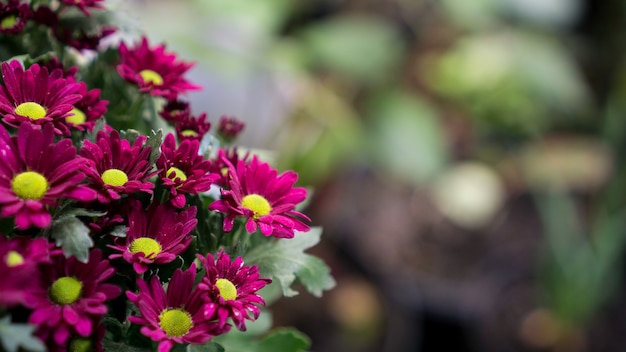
top-left (50, 215), bottom-right (94, 263)
top-left (257, 328), bottom-right (310, 352)
top-left (83, 118), bottom-right (106, 144)
top-left (212, 326), bottom-right (310, 352)
top-left (59, 208), bottom-right (107, 219)
top-left (211, 309), bottom-right (273, 351)
top-left (146, 129), bottom-right (163, 165)
top-left (109, 224), bottom-right (127, 238)
top-left (537, 193), bottom-right (626, 324)
top-left (244, 227), bottom-right (335, 297)
top-left (187, 341), bottom-right (225, 352)
top-left (0, 316), bottom-right (45, 352)
top-left (120, 129), bottom-right (142, 145)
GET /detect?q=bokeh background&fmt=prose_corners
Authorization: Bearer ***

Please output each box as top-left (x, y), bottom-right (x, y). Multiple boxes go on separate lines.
top-left (116, 1), bottom-right (626, 351)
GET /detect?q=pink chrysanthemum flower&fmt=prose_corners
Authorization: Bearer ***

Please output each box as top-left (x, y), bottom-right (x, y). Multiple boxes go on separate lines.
top-left (80, 129), bottom-right (156, 203)
top-left (31, 6), bottom-right (56, 26)
top-left (28, 249), bottom-right (121, 346)
top-left (209, 156), bottom-right (311, 238)
top-left (47, 320), bottom-right (105, 352)
top-left (0, 60), bottom-right (82, 136)
top-left (0, 235), bottom-right (52, 308)
top-left (157, 133), bottom-right (218, 208)
top-left (117, 37), bottom-right (201, 100)
top-left (0, 123), bottom-right (97, 229)
top-left (159, 99), bottom-right (190, 123)
top-left (60, 0), bottom-right (106, 16)
top-left (127, 263), bottom-right (227, 352)
top-left (208, 148), bottom-right (251, 188)
top-left (0, 0), bottom-right (32, 34)
top-left (108, 199), bottom-right (197, 274)
top-left (217, 115), bottom-right (245, 143)
top-left (64, 78), bottom-right (108, 132)
top-left (39, 57), bottom-right (79, 78)
top-left (198, 250), bottom-right (271, 331)
top-left (175, 111), bottom-right (212, 142)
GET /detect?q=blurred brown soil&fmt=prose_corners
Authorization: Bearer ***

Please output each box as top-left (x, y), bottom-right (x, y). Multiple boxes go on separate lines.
top-left (272, 165), bottom-right (626, 352)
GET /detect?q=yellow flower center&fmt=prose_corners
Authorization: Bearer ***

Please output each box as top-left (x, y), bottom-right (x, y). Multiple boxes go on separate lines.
top-left (66, 108), bottom-right (87, 125)
top-left (14, 102), bottom-right (47, 120)
top-left (180, 129), bottom-right (198, 137)
top-left (0, 15), bottom-right (17, 30)
top-left (215, 278), bottom-right (238, 301)
top-left (69, 338), bottom-right (92, 352)
top-left (139, 69), bottom-right (164, 86)
top-left (166, 166), bottom-right (188, 182)
top-left (11, 171), bottom-right (49, 200)
top-left (49, 276), bottom-right (83, 305)
top-left (129, 237), bottom-right (162, 259)
top-left (101, 168), bottom-right (128, 187)
top-left (241, 194), bottom-right (272, 219)
top-left (5, 251), bottom-right (24, 267)
top-left (159, 308), bottom-right (193, 337)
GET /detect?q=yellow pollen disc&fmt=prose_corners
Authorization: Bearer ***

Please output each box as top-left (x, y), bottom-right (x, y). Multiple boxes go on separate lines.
top-left (129, 237), bottom-right (162, 259)
top-left (14, 102), bottom-right (47, 120)
top-left (6, 251), bottom-right (24, 267)
top-left (215, 278), bottom-right (238, 301)
top-left (1, 15), bottom-right (17, 30)
top-left (66, 108), bottom-right (87, 125)
top-left (166, 166), bottom-right (188, 182)
top-left (139, 69), bottom-right (164, 86)
top-left (11, 171), bottom-right (49, 200)
top-left (49, 276), bottom-right (83, 305)
top-left (180, 129), bottom-right (198, 137)
top-left (241, 194), bottom-right (272, 219)
top-left (69, 338), bottom-right (92, 352)
top-left (159, 308), bottom-right (193, 337)
top-left (101, 168), bottom-right (128, 187)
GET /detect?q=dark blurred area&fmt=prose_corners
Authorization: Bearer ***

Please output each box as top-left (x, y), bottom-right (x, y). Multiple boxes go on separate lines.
top-left (127, 0), bottom-right (626, 351)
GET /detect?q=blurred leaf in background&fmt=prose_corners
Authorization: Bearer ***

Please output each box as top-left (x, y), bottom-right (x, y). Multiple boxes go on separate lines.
top-left (298, 14), bottom-right (406, 85)
top-left (366, 90), bottom-right (449, 186)
top-left (424, 31), bottom-right (593, 142)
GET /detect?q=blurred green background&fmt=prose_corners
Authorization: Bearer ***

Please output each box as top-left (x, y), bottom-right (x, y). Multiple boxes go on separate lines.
top-left (117, 0), bottom-right (626, 351)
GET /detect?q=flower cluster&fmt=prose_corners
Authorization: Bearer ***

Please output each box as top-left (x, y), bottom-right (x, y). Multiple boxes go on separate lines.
top-left (0, 2), bottom-right (327, 352)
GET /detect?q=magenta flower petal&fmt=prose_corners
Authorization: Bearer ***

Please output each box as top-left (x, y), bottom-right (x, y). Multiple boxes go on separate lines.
top-left (174, 111), bottom-right (212, 143)
top-left (107, 199), bottom-right (196, 274)
top-left (117, 37), bottom-right (201, 100)
top-left (217, 115), bottom-right (245, 142)
top-left (157, 133), bottom-right (219, 208)
top-left (62, 77), bottom-right (108, 132)
top-left (29, 249), bottom-right (121, 347)
top-left (0, 60), bottom-right (82, 136)
top-left (0, 123), bottom-right (96, 230)
top-left (60, 0), bottom-right (106, 15)
top-left (0, 0), bottom-right (32, 34)
top-left (197, 250), bottom-right (271, 331)
top-left (80, 129), bottom-right (156, 203)
top-left (127, 264), bottom-right (227, 351)
top-left (208, 155), bottom-right (310, 238)
top-left (0, 234), bottom-right (53, 308)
